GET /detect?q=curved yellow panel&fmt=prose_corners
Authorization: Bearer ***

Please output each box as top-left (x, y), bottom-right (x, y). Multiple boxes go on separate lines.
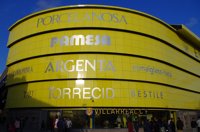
top-left (6, 80), bottom-right (200, 109)
top-left (7, 7), bottom-right (200, 61)
top-left (7, 30), bottom-right (200, 76)
top-left (7, 54), bottom-right (200, 92)
top-left (6, 5), bottom-right (200, 110)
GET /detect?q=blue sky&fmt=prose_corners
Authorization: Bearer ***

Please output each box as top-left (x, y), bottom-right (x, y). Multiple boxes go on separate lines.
top-left (0, 0), bottom-right (200, 74)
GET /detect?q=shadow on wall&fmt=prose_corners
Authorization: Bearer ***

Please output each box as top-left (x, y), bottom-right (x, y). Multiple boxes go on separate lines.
top-left (5, 75), bottom-right (54, 131)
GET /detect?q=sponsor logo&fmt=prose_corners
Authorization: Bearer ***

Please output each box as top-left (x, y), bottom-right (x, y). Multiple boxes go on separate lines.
top-left (50, 35), bottom-right (110, 47)
top-left (48, 87), bottom-right (115, 99)
top-left (37, 12), bottom-right (127, 27)
top-left (45, 59), bottom-right (115, 73)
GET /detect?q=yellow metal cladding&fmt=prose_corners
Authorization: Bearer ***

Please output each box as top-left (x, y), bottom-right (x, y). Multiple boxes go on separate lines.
top-left (6, 80), bottom-right (200, 109)
top-left (7, 6), bottom-right (200, 61)
top-left (6, 54), bottom-right (199, 92)
top-left (7, 30), bottom-right (200, 76)
top-left (6, 5), bottom-right (200, 109)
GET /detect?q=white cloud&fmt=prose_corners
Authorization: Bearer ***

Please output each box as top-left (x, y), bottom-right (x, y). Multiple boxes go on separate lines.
top-left (185, 17), bottom-right (199, 28)
top-left (35, 0), bottom-right (62, 11)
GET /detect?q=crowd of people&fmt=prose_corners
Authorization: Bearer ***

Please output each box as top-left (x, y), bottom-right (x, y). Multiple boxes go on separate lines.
top-left (126, 116), bottom-right (169, 132)
top-left (52, 116), bottom-right (72, 132)
top-left (49, 115), bottom-right (200, 132)
top-left (6, 116), bottom-right (73, 132)
top-left (126, 116), bottom-right (200, 132)
top-left (3, 115), bottom-right (200, 132)
top-left (7, 118), bottom-right (22, 132)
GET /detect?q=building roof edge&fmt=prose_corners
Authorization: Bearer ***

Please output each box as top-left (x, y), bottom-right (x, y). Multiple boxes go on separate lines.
top-left (8, 4), bottom-right (175, 32)
top-left (171, 24), bottom-right (200, 48)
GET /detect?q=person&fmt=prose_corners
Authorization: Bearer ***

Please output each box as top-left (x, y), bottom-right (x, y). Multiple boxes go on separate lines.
top-left (116, 115), bottom-right (122, 128)
top-left (41, 120), bottom-right (45, 131)
top-left (138, 119), bottom-right (144, 132)
top-left (197, 116), bottom-right (200, 132)
top-left (143, 119), bottom-right (151, 132)
top-left (127, 119), bottom-right (134, 132)
top-left (65, 117), bottom-right (72, 132)
top-left (168, 118), bottom-right (175, 132)
top-left (57, 117), bottom-right (65, 132)
top-left (123, 115), bottom-right (127, 128)
top-left (14, 118), bottom-right (20, 132)
top-left (79, 118), bottom-right (87, 132)
top-left (191, 118), bottom-right (197, 132)
top-left (150, 117), bottom-right (159, 132)
top-left (176, 117), bottom-right (184, 132)
top-left (103, 120), bottom-right (109, 128)
top-left (54, 116), bottom-right (59, 132)
top-left (8, 122), bottom-right (15, 132)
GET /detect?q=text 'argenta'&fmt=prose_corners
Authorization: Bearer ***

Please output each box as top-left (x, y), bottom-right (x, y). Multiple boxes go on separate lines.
top-left (45, 60), bottom-right (115, 73)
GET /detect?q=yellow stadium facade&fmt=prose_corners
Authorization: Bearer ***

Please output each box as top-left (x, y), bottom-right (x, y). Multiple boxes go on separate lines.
top-left (6, 5), bottom-right (200, 131)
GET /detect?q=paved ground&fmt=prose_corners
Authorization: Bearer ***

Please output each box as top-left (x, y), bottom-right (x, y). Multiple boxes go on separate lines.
top-left (0, 124), bottom-right (196, 132)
